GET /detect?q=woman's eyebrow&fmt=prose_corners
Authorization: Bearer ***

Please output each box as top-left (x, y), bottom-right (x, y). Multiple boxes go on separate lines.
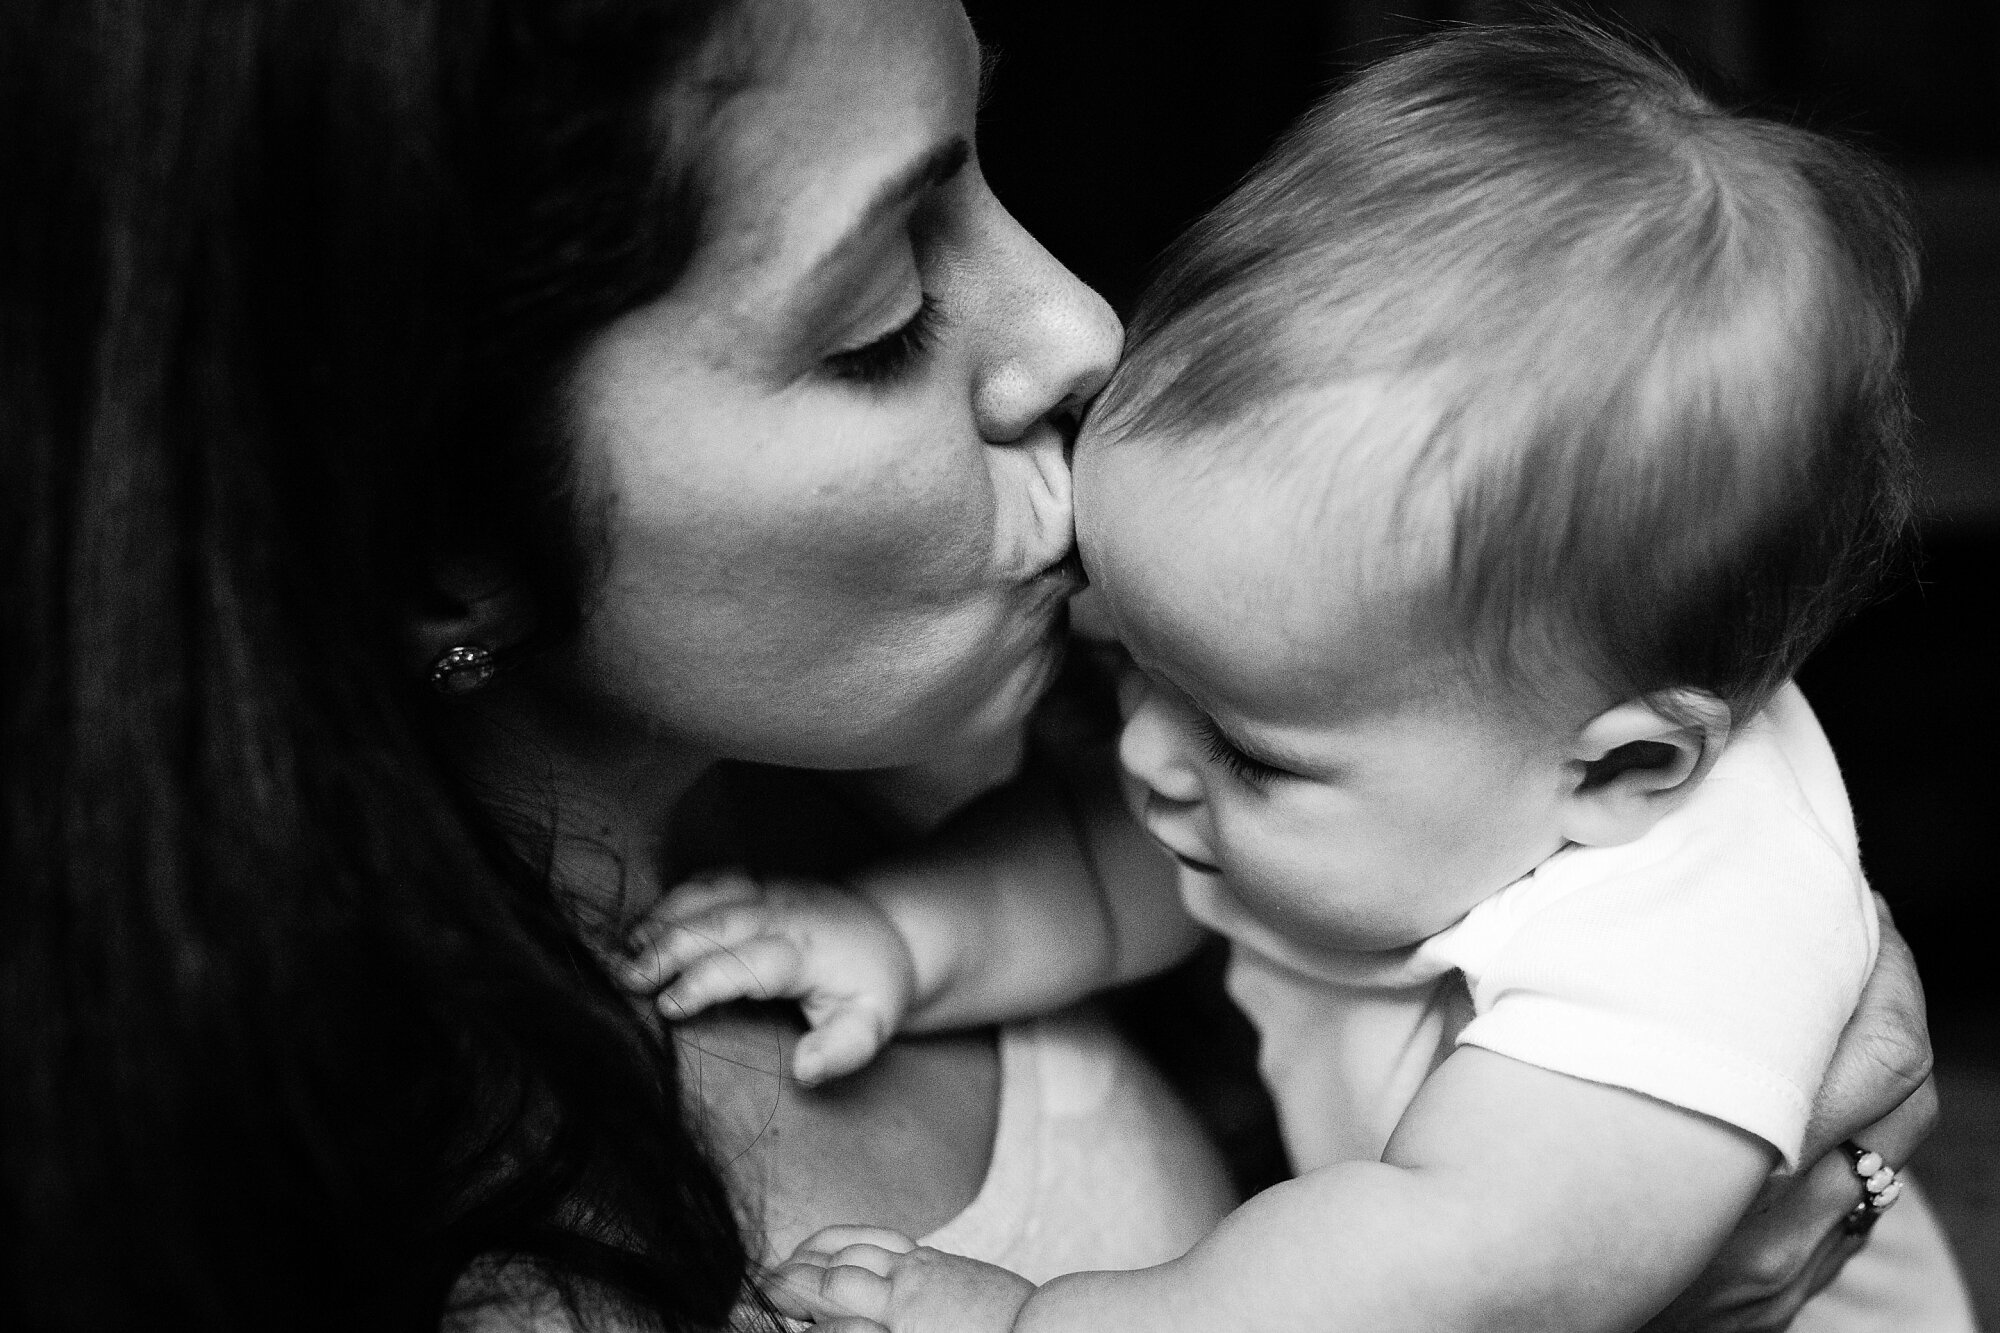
top-left (801, 136), bottom-right (970, 285)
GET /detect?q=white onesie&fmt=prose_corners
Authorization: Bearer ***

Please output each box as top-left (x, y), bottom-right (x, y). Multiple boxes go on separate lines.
top-left (1171, 683), bottom-right (1978, 1329)
top-left (1179, 682), bottom-right (1876, 1173)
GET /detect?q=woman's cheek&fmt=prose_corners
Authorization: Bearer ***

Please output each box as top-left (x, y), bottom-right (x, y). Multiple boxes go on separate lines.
top-left (630, 397), bottom-right (1002, 613)
top-left (750, 391), bottom-right (1000, 595)
top-left (591, 451), bottom-right (1039, 760)
top-left (810, 447), bottom-right (999, 603)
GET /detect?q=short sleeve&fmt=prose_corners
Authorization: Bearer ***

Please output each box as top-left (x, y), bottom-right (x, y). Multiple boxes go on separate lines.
top-left (1428, 687), bottom-right (1878, 1167)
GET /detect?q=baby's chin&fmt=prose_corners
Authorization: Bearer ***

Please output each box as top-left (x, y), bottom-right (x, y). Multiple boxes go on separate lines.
top-left (1224, 870), bottom-right (1455, 955)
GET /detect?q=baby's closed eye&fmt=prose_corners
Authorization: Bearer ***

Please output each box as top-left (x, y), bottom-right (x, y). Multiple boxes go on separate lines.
top-left (1193, 713), bottom-right (1292, 786)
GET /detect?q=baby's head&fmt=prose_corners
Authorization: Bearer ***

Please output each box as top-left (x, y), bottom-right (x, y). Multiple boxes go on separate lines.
top-left (1075, 19), bottom-right (1917, 951)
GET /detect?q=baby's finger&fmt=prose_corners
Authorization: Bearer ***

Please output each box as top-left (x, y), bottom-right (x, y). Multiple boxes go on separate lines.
top-left (793, 1004), bottom-right (892, 1086)
top-left (767, 1258), bottom-right (892, 1323)
top-left (626, 873), bottom-right (762, 949)
top-left (624, 901), bottom-right (785, 991)
top-left (656, 936), bottom-right (804, 1018)
top-left (788, 1225), bottom-right (919, 1263)
top-left (657, 870), bottom-right (764, 920)
top-left (815, 1242), bottom-right (910, 1280)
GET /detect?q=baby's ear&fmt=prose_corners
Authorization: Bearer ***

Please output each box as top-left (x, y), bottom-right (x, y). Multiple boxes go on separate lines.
top-left (1558, 690), bottom-right (1731, 848)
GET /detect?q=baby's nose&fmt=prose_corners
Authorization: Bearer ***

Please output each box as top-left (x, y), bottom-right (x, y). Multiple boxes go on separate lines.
top-left (1118, 688), bottom-right (1204, 806)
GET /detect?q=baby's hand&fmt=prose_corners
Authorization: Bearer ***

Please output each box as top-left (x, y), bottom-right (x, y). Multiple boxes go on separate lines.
top-left (621, 870), bottom-right (917, 1085)
top-left (767, 1225), bottom-right (1035, 1333)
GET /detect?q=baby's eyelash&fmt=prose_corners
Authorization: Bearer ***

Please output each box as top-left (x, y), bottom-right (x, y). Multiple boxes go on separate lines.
top-left (1193, 714), bottom-right (1287, 787)
top-left (824, 294), bottom-right (940, 386)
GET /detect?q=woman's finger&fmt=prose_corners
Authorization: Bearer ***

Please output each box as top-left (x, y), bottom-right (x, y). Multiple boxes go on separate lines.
top-left (1780, 1084), bottom-right (1927, 1237)
top-left (1845, 1064), bottom-right (1937, 1171)
top-left (1797, 894), bottom-right (1935, 1164)
top-left (1646, 1072), bottom-right (1934, 1333)
top-left (1694, 1229), bottom-right (1864, 1333)
top-left (1650, 897), bottom-right (1944, 1333)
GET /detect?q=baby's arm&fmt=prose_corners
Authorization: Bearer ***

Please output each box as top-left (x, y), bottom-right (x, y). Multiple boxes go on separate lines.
top-left (624, 743), bottom-right (1198, 1081)
top-left (865, 741), bottom-right (1197, 1032)
top-left (1031, 1049), bottom-right (1771, 1333)
top-left (777, 1049), bottom-right (1773, 1333)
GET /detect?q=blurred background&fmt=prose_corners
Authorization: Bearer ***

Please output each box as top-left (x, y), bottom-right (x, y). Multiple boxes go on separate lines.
top-left (964, 0), bottom-right (1998, 1314)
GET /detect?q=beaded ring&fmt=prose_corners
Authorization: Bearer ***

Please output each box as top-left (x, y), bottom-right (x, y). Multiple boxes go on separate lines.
top-left (1839, 1141), bottom-right (1902, 1237)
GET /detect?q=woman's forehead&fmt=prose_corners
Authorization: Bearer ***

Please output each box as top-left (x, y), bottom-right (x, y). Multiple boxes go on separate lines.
top-left (688, 0), bottom-right (979, 284)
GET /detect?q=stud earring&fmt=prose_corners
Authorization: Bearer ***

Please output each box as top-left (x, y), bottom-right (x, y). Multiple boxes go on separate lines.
top-left (429, 644), bottom-right (497, 696)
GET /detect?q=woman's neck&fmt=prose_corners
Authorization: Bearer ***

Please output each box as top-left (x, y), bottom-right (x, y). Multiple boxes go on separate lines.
top-left (451, 684), bottom-right (715, 935)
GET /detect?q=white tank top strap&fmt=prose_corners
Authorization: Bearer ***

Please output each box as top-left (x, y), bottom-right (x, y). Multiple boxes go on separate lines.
top-left (920, 1005), bottom-right (1236, 1283)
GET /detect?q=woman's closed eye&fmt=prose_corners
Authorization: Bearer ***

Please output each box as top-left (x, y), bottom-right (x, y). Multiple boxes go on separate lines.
top-left (1193, 714), bottom-right (1290, 787)
top-left (824, 292), bottom-right (940, 386)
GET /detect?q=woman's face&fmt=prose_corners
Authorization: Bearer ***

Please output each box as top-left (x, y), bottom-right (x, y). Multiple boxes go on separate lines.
top-left (558, 0), bottom-right (1119, 770)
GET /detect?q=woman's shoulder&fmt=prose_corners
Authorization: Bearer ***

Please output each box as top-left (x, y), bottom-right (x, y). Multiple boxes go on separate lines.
top-left (922, 1008), bottom-right (1237, 1283)
top-left (444, 1261), bottom-right (583, 1333)
top-left (443, 1260), bottom-right (756, 1333)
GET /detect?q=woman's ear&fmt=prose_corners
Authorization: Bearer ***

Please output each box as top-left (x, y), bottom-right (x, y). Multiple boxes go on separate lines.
top-left (1558, 690), bottom-right (1731, 848)
top-left (406, 561), bottom-right (537, 682)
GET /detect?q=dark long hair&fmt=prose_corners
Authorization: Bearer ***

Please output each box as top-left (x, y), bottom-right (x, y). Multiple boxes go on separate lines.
top-left (1, 1), bottom-right (755, 1327)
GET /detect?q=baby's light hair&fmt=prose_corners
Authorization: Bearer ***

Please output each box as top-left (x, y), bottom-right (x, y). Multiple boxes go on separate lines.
top-left (1091, 17), bottom-right (1918, 720)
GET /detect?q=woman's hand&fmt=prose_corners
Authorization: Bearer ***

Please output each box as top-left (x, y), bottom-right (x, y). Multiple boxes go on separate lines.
top-left (1641, 894), bottom-right (1937, 1332)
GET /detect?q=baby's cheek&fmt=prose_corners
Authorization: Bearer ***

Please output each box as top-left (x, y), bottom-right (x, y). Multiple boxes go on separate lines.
top-left (1416, 785), bottom-right (1562, 902)
top-left (1210, 813), bottom-right (1351, 946)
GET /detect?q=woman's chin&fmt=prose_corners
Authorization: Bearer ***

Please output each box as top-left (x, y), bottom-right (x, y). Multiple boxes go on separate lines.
top-left (853, 611), bottom-right (1067, 771)
top-left (960, 611), bottom-right (1069, 736)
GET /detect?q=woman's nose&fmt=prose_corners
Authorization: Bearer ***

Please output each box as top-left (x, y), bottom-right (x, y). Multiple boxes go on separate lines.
top-left (1118, 683), bottom-right (1205, 806)
top-left (970, 206), bottom-right (1122, 445)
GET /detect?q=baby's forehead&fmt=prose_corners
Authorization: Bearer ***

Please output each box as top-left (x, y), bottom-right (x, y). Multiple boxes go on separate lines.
top-left (1080, 375), bottom-right (1451, 573)
top-left (1079, 410), bottom-right (1467, 720)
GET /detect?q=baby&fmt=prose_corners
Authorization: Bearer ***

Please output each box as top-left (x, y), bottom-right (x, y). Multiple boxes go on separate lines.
top-left (628, 20), bottom-right (1918, 1333)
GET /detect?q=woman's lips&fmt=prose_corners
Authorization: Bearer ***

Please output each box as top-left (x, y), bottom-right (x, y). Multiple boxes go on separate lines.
top-left (1172, 850), bottom-right (1222, 875)
top-left (1035, 548), bottom-right (1087, 593)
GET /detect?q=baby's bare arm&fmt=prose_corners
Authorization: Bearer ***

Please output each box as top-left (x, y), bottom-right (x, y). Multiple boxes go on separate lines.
top-left (623, 745), bottom-right (1197, 1081)
top-left (1017, 1048), bottom-right (1772, 1333)
top-left (857, 742), bottom-right (1199, 1034)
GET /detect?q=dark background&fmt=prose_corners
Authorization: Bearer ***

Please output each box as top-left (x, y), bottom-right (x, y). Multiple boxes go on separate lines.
top-left (964, 0), bottom-right (1999, 1309)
